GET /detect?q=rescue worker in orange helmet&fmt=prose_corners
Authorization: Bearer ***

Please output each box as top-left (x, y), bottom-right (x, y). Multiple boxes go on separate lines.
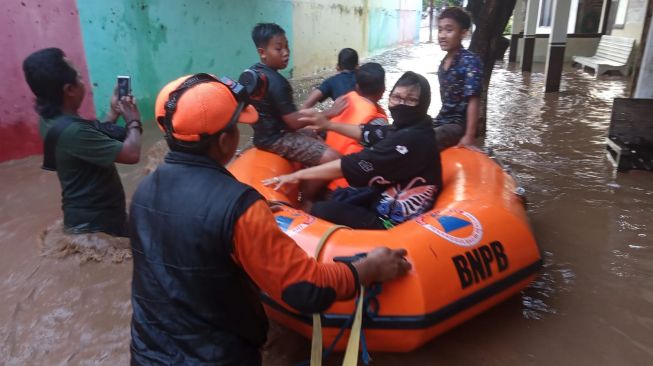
top-left (128, 73), bottom-right (412, 365)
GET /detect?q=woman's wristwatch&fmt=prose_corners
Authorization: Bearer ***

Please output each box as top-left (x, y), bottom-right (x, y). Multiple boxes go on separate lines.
top-left (127, 119), bottom-right (143, 134)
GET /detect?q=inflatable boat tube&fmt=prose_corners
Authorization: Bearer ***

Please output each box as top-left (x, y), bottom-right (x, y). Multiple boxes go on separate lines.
top-left (229, 147), bottom-right (542, 352)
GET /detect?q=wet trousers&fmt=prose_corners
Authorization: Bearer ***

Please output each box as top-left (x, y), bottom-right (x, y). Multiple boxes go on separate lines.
top-left (311, 201), bottom-right (386, 230)
top-left (434, 122), bottom-right (465, 151)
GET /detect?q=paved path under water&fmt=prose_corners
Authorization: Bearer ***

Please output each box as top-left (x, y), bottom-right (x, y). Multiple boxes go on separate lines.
top-left (1, 39), bottom-right (652, 365)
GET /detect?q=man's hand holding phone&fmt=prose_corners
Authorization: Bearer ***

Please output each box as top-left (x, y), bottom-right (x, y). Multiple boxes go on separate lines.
top-left (119, 95), bottom-right (140, 127)
top-left (106, 76), bottom-right (132, 123)
top-left (115, 75), bottom-right (141, 134)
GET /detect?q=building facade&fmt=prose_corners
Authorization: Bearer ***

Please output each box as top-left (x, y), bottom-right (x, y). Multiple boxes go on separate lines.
top-left (0, 0), bottom-right (421, 162)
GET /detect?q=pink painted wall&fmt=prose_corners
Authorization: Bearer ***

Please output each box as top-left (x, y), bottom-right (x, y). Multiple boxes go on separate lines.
top-left (0, 0), bottom-right (94, 162)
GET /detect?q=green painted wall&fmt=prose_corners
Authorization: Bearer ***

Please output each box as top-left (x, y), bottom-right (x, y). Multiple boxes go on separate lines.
top-left (367, 6), bottom-right (401, 52)
top-left (292, 0), bottom-right (368, 76)
top-left (77, 0), bottom-right (294, 122)
top-left (77, 0), bottom-right (421, 122)
top-left (367, 0), bottom-right (421, 55)
top-left (291, 0), bottom-right (421, 76)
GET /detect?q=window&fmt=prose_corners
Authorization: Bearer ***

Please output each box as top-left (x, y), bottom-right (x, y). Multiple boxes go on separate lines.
top-left (574, 0), bottom-right (604, 34)
top-left (614, 0), bottom-right (629, 28)
top-left (539, 0), bottom-right (554, 27)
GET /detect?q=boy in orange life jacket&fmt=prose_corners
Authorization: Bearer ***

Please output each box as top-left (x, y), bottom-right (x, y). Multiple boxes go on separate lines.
top-left (324, 62), bottom-right (387, 190)
top-left (248, 23), bottom-right (340, 167)
top-left (302, 48), bottom-right (359, 109)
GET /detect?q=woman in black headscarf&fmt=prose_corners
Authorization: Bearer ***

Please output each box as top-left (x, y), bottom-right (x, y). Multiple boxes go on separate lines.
top-left (264, 71), bottom-right (442, 230)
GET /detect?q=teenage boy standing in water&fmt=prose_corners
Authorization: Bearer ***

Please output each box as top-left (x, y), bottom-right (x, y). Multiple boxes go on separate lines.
top-left (433, 7), bottom-right (484, 150)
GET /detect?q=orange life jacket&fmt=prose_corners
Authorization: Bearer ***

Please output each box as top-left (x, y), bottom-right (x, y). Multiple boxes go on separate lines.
top-left (326, 91), bottom-right (387, 190)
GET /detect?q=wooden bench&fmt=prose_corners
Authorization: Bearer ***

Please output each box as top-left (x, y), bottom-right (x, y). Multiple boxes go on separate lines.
top-left (572, 35), bottom-right (635, 77)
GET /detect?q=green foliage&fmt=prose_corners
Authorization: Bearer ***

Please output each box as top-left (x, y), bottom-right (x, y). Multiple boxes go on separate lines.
top-left (423, 0), bottom-right (464, 11)
top-left (504, 15), bottom-right (513, 35)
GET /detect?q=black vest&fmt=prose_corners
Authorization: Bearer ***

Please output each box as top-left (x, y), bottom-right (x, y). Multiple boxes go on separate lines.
top-left (130, 151), bottom-right (267, 365)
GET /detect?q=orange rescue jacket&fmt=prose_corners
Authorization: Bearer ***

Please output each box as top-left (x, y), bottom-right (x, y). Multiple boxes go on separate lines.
top-left (327, 91), bottom-right (387, 190)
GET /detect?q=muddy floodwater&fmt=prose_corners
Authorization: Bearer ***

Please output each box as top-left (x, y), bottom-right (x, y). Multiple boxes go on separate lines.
top-left (1, 37), bottom-right (652, 365)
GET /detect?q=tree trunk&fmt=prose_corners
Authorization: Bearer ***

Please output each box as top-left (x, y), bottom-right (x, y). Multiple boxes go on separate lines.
top-left (466, 0), bottom-right (517, 136)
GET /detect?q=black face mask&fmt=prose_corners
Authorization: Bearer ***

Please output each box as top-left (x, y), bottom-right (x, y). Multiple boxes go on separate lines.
top-left (389, 104), bottom-right (424, 129)
top-left (388, 72), bottom-right (432, 129)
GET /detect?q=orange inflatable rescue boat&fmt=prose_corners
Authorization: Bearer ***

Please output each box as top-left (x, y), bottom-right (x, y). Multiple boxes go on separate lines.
top-left (229, 146), bottom-right (542, 352)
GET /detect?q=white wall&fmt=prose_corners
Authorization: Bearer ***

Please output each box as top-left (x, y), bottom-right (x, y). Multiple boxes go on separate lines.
top-left (634, 21), bottom-right (653, 98)
top-left (610, 0), bottom-right (647, 43)
top-left (515, 36), bottom-right (601, 62)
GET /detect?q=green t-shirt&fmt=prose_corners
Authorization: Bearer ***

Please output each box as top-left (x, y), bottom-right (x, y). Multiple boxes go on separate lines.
top-left (41, 116), bottom-right (127, 236)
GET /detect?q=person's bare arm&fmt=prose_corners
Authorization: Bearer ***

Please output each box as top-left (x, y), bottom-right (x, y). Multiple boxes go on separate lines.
top-left (298, 109), bottom-right (362, 140)
top-left (458, 95), bottom-right (479, 147)
top-left (301, 89), bottom-right (324, 109)
top-left (321, 95), bottom-right (349, 118)
top-left (114, 96), bottom-right (142, 164)
top-left (328, 121), bottom-right (362, 140)
top-left (262, 159), bottom-right (342, 190)
top-left (281, 111), bottom-right (311, 130)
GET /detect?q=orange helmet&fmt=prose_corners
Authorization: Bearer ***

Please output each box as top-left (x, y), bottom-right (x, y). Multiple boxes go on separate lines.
top-left (155, 73), bottom-right (258, 143)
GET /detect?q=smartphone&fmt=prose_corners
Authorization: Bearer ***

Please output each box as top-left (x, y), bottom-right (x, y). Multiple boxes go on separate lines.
top-left (117, 76), bottom-right (131, 99)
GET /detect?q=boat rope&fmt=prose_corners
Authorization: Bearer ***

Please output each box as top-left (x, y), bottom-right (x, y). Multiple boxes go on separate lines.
top-left (359, 283), bottom-right (382, 365)
top-left (303, 281), bottom-right (382, 366)
top-left (305, 224), bottom-right (383, 366)
top-left (341, 285), bottom-right (365, 365)
top-left (343, 283), bottom-right (383, 365)
top-left (310, 224), bottom-right (349, 366)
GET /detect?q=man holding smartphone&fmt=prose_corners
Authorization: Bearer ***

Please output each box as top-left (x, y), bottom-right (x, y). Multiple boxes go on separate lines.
top-left (23, 47), bottom-right (142, 237)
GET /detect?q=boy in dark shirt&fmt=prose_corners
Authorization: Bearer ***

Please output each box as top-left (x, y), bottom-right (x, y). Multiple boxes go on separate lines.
top-left (433, 7), bottom-right (484, 150)
top-left (302, 48), bottom-right (359, 109)
top-left (249, 23), bottom-right (339, 167)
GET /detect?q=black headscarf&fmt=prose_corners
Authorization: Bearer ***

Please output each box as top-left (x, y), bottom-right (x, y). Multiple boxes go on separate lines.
top-left (388, 71), bottom-right (431, 129)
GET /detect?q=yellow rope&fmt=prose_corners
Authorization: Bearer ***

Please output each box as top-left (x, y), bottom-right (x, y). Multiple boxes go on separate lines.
top-left (310, 314), bottom-right (323, 366)
top-left (310, 225), bottom-right (349, 366)
top-left (342, 286), bottom-right (365, 366)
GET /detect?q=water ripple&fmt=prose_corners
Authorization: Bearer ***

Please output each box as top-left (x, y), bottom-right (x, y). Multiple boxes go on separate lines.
top-left (521, 251), bottom-right (576, 320)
